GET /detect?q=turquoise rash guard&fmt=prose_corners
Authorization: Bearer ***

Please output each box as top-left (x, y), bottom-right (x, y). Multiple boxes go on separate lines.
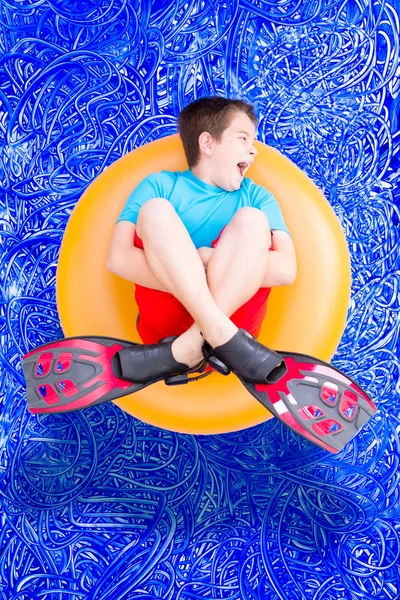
top-left (117, 169), bottom-right (289, 244)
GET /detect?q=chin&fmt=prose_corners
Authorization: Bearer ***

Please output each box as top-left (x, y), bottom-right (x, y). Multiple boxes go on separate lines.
top-left (226, 178), bottom-right (241, 192)
top-left (219, 177), bottom-right (241, 192)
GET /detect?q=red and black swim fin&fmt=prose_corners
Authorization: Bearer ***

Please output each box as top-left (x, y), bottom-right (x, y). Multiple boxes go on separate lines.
top-left (22, 336), bottom-right (152, 413)
top-left (204, 332), bottom-right (377, 454)
top-left (22, 335), bottom-right (209, 414)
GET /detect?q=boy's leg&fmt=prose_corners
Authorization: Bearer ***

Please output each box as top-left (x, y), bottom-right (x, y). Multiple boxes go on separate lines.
top-left (169, 207), bottom-right (271, 365)
top-left (136, 199), bottom-right (237, 349)
top-left (206, 207), bottom-right (271, 314)
top-left (136, 199), bottom-right (270, 366)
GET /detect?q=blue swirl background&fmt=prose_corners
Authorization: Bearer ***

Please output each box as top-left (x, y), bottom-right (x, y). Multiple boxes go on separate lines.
top-left (1, 1), bottom-right (399, 598)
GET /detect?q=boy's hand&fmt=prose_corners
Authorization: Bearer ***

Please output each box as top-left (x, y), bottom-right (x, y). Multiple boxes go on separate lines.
top-left (198, 246), bottom-right (214, 269)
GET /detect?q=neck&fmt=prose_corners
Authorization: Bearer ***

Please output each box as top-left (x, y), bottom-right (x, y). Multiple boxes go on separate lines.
top-left (190, 163), bottom-right (216, 187)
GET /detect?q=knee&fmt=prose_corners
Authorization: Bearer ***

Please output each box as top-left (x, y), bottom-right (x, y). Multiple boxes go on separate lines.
top-left (137, 198), bottom-right (176, 232)
top-left (231, 208), bottom-right (271, 245)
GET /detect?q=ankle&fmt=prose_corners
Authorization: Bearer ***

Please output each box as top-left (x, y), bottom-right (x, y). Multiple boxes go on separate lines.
top-left (171, 336), bottom-right (204, 367)
top-left (202, 321), bottom-right (238, 349)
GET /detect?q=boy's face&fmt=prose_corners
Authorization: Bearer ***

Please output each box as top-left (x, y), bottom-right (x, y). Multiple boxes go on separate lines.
top-left (208, 111), bottom-right (257, 191)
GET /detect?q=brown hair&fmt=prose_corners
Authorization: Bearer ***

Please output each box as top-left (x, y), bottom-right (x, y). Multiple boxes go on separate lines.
top-left (177, 97), bottom-right (257, 167)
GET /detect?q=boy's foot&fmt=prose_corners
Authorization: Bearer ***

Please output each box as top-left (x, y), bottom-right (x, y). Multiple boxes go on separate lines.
top-left (203, 328), bottom-right (284, 383)
top-left (170, 320), bottom-right (238, 369)
top-left (117, 337), bottom-right (208, 383)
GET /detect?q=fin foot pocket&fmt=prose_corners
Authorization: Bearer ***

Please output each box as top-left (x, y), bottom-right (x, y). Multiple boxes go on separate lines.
top-left (116, 340), bottom-right (190, 384)
top-left (203, 329), bottom-right (284, 382)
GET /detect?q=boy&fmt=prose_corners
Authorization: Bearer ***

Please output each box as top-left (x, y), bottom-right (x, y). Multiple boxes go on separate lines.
top-left (106, 97), bottom-right (296, 384)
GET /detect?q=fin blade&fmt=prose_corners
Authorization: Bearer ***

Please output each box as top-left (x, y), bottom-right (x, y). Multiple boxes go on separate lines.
top-left (241, 351), bottom-right (377, 453)
top-left (22, 336), bottom-right (147, 414)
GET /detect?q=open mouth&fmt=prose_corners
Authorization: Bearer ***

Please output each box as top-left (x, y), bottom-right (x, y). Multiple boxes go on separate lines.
top-left (237, 161), bottom-right (250, 178)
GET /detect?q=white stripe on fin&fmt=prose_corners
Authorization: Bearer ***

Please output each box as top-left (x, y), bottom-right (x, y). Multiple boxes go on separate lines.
top-left (274, 399), bottom-right (289, 415)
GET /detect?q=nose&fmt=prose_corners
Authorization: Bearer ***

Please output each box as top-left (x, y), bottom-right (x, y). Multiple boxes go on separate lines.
top-left (250, 142), bottom-right (257, 157)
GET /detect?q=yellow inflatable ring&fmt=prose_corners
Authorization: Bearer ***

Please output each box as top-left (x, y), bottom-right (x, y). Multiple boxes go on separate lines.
top-left (57, 134), bottom-right (351, 434)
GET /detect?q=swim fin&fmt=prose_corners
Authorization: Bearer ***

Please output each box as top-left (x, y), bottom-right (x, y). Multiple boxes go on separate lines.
top-left (203, 330), bottom-right (377, 454)
top-left (22, 335), bottom-right (208, 414)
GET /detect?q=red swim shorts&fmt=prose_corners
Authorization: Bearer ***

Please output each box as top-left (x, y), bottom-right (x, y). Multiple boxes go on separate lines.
top-left (133, 229), bottom-right (271, 344)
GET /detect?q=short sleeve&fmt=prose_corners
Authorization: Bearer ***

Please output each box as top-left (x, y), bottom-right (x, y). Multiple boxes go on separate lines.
top-left (117, 172), bottom-right (175, 224)
top-left (249, 181), bottom-right (290, 234)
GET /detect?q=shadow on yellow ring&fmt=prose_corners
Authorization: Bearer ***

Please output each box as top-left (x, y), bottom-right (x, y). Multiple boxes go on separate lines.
top-left (57, 135), bottom-right (351, 434)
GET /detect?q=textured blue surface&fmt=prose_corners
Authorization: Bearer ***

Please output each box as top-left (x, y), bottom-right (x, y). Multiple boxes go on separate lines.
top-left (1, 1), bottom-right (399, 599)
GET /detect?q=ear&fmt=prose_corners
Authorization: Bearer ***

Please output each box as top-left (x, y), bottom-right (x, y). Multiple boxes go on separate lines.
top-left (198, 132), bottom-right (215, 158)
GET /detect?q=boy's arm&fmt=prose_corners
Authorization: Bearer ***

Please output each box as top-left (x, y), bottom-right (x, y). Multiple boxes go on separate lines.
top-left (106, 221), bottom-right (169, 292)
top-left (199, 230), bottom-right (297, 288)
top-left (262, 230), bottom-right (297, 287)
